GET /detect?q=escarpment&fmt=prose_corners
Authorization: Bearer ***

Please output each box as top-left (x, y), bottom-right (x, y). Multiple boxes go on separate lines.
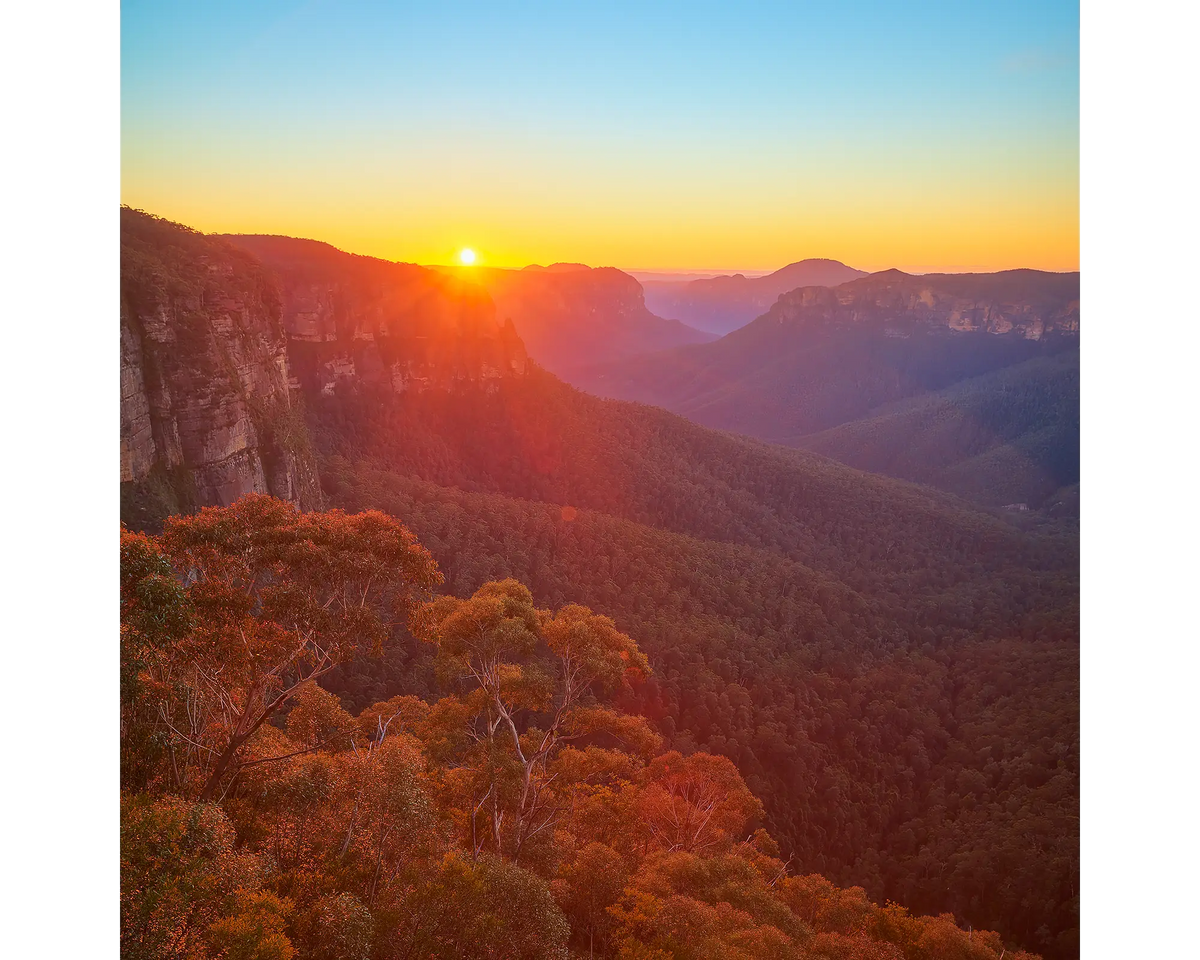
top-left (121, 211), bottom-right (534, 528)
top-left (220, 234), bottom-right (529, 396)
top-left (120, 209), bottom-right (322, 528)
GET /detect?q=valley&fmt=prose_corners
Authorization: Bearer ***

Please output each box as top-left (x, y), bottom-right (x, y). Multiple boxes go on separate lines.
top-left (120, 209), bottom-right (1080, 959)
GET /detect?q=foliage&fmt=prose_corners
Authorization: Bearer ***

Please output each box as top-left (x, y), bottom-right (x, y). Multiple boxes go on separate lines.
top-left (121, 495), bottom-right (441, 800)
top-left (411, 579), bottom-right (656, 864)
top-left (121, 503), bottom-right (1034, 960)
top-left (317, 458), bottom-right (1077, 958)
top-left (801, 350), bottom-right (1080, 509)
top-left (120, 795), bottom-right (264, 960)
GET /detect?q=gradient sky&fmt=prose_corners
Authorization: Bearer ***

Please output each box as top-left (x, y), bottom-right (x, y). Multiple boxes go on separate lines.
top-left (121, 1), bottom-right (1079, 273)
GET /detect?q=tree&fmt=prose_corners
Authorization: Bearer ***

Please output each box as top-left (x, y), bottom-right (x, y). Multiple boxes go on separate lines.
top-left (553, 842), bottom-right (629, 957)
top-left (129, 494), bottom-right (441, 800)
top-left (639, 751), bottom-right (764, 854)
top-left (412, 580), bottom-right (656, 861)
top-left (393, 854), bottom-right (571, 960)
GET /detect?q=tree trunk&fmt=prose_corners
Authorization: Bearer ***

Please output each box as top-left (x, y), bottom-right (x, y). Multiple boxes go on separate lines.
top-left (198, 731), bottom-right (250, 801)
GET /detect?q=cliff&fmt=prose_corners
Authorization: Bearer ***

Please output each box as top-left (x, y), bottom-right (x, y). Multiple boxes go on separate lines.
top-left (572, 267), bottom-right (1080, 451)
top-left (767, 268), bottom-right (1080, 339)
top-left (120, 209), bottom-right (322, 528)
top-left (220, 235), bottom-right (529, 396)
top-left (120, 213), bottom-right (537, 529)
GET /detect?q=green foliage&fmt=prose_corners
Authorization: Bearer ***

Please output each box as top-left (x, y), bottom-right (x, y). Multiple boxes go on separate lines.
top-left (120, 795), bottom-right (260, 960)
top-left (121, 463), bottom-right (200, 534)
top-left (286, 683), bottom-right (356, 752)
top-left (398, 854), bottom-right (571, 960)
top-left (127, 496), bottom-right (442, 800)
top-left (305, 893), bottom-right (373, 960)
top-left (208, 890), bottom-right (295, 960)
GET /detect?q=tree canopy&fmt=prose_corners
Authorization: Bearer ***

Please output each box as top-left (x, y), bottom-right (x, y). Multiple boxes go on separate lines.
top-left (121, 498), bottom-right (1040, 960)
top-left (122, 495), bottom-right (441, 800)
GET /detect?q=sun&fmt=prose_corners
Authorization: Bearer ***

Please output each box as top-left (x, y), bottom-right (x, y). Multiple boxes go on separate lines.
top-left (458, 248), bottom-right (476, 266)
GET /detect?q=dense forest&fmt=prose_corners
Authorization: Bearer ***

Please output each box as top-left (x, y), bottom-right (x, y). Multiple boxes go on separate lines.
top-left (299, 372), bottom-right (1079, 958)
top-left (122, 497), bottom-right (1045, 960)
top-left (120, 211), bottom-right (1079, 959)
top-left (315, 456), bottom-right (1078, 958)
top-left (800, 351), bottom-right (1080, 509)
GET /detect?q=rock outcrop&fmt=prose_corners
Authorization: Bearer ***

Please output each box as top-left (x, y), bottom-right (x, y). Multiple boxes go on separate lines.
top-left (768, 268), bottom-right (1080, 339)
top-left (220, 235), bottom-right (529, 397)
top-left (120, 209), bottom-right (322, 526)
top-left (120, 213), bottom-right (540, 528)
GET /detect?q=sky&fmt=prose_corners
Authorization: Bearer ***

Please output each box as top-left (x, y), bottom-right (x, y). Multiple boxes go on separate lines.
top-left (121, 1), bottom-right (1079, 273)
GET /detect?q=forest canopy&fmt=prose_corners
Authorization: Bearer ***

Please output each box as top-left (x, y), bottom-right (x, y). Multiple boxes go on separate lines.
top-left (121, 497), bottom-right (1040, 960)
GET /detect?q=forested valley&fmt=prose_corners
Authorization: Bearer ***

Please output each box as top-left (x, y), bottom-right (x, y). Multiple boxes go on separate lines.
top-left (120, 210), bottom-right (1078, 959)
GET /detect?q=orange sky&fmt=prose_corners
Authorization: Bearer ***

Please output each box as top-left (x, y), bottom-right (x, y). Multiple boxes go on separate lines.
top-left (121, 3), bottom-right (1079, 274)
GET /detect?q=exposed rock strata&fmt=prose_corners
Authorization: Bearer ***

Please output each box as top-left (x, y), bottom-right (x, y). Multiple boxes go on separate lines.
top-left (768, 269), bottom-right (1080, 339)
top-left (220, 235), bottom-right (529, 397)
top-left (120, 209), bottom-right (322, 520)
top-left (122, 214), bottom-right (535, 526)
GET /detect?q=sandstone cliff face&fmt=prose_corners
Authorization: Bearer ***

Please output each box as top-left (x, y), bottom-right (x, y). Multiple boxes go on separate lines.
top-left (768, 269), bottom-right (1080, 340)
top-left (220, 236), bottom-right (529, 398)
top-left (120, 209), bottom-right (322, 525)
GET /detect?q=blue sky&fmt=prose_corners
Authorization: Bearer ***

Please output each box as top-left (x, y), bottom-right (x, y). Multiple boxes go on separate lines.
top-left (121, 1), bottom-right (1079, 271)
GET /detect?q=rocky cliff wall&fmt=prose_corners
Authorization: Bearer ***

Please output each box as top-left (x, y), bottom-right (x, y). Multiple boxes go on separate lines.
top-left (766, 269), bottom-right (1080, 340)
top-left (458, 262), bottom-right (714, 378)
top-left (120, 209), bottom-right (322, 527)
top-left (220, 235), bottom-right (529, 398)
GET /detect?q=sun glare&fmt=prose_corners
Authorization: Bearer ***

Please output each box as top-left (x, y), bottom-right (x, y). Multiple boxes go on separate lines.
top-left (458, 248), bottom-right (476, 265)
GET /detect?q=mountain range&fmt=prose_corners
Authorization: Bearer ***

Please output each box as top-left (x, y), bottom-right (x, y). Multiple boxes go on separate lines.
top-left (579, 268), bottom-right (1080, 509)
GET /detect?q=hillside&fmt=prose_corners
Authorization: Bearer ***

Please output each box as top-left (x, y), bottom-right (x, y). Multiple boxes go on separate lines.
top-left (641, 258), bottom-right (868, 334)
top-left (800, 351), bottom-right (1080, 509)
top-left (123, 501), bottom-right (1046, 960)
top-left (303, 373), bottom-right (1078, 957)
top-left (319, 465), bottom-right (1078, 957)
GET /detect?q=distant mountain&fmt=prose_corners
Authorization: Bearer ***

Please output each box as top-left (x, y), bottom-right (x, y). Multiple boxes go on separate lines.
top-left (641, 258), bottom-right (868, 334)
top-left (578, 268), bottom-right (1080, 507)
top-left (462, 262), bottom-right (716, 379)
top-left (626, 269), bottom-right (735, 283)
top-left (520, 261), bottom-right (591, 273)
